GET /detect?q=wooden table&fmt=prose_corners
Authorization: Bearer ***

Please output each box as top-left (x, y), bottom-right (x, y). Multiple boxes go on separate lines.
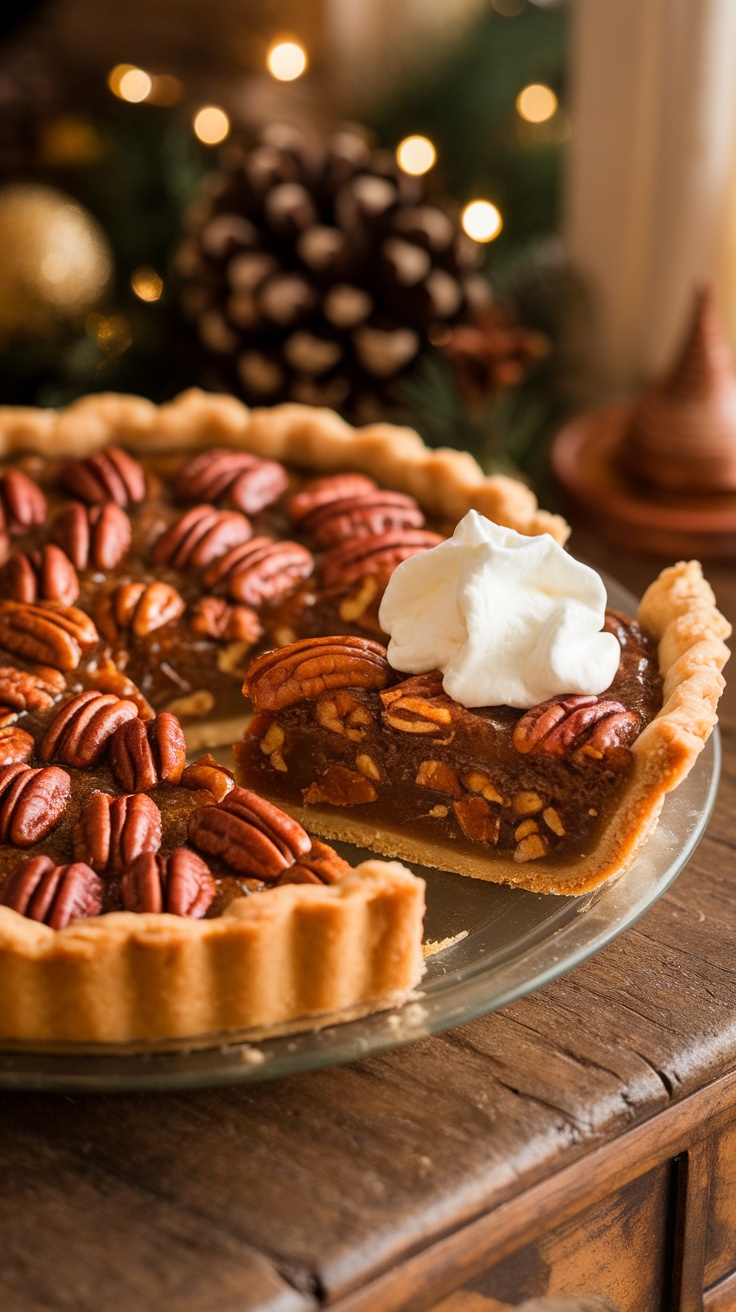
top-left (1, 533), bottom-right (735, 1312)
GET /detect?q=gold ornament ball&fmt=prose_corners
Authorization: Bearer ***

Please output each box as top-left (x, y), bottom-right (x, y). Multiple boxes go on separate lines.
top-left (0, 183), bottom-right (113, 337)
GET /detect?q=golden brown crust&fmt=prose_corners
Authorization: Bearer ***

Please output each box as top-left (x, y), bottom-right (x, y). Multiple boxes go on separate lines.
top-left (0, 861), bottom-right (425, 1043)
top-left (0, 388), bottom-right (569, 543)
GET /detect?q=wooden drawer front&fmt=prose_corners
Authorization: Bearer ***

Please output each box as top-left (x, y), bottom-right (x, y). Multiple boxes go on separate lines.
top-left (706, 1120), bottom-right (736, 1290)
top-left (425, 1165), bottom-right (671, 1312)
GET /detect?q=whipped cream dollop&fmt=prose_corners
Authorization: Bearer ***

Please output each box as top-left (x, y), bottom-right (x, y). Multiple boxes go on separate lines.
top-left (378, 511), bottom-right (620, 709)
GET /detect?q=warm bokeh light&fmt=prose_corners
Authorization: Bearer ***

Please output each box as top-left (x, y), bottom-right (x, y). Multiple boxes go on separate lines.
top-left (131, 267), bottom-right (164, 302)
top-left (461, 200), bottom-right (503, 243)
top-left (267, 40), bottom-right (308, 81)
top-left (193, 106), bottom-right (230, 145)
top-left (516, 83), bottom-right (558, 124)
top-left (396, 135), bottom-right (436, 176)
top-left (111, 66), bottom-right (153, 104)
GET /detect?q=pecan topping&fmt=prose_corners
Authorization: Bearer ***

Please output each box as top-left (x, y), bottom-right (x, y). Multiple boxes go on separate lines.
top-left (0, 601), bottom-right (99, 670)
top-left (202, 537), bottom-right (313, 605)
top-left (121, 848), bottom-right (215, 917)
top-left (40, 691), bottom-right (139, 768)
top-left (303, 765), bottom-right (377, 806)
top-left (108, 712), bottom-right (186, 791)
top-left (381, 674), bottom-right (454, 736)
top-left (62, 447), bottom-right (146, 506)
top-left (191, 596), bottom-right (263, 644)
top-left (245, 635), bottom-right (393, 711)
top-left (51, 501), bottom-right (131, 571)
top-left (188, 785), bottom-right (311, 879)
top-left (285, 474), bottom-right (377, 525)
top-left (181, 754), bottom-right (235, 802)
top-left (0, 470), bottom-right (46, 536)
top-left (0, 665), bottom-right (60, 718)
top-left (513, 695), bottom-right (640, 758)
top-left (275, 839), bottom-right (351, 886)
top-left (96, 581), bottom-right (185, 642)
top-left (0, 725), bottom-right (34, 765)
top-left (0, 854), bottom-right (102, 928)
top-left (175, 448), bottom-right (289, 514)
top-left (0, 763), bottom-right (70, 846)
top-left (320, 529), bottom-right (444, 588)
top-left (74, 791), bottom-right (162, 876)
top-left (300, 489), bottom-right (425, 547)
top-left (151, 505), bottom-right (252, 570)
top-left (1, 545), bottom-right (79, 607)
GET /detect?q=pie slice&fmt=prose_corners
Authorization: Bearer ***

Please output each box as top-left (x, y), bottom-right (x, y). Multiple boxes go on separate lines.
top-left (235, 561), bottom-right (730, 895)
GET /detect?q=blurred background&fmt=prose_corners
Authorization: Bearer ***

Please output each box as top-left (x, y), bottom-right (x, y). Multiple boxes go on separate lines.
top-left (1, 0), bottom-right (734, 506)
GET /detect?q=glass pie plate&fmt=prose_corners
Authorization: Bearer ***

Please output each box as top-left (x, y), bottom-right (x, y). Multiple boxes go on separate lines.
top-left (0, 579), bottom-right (721, 1092)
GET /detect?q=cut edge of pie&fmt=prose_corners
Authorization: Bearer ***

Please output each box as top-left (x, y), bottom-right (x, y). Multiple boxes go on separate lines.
top-left (234, 560), bottom-right (730, 897)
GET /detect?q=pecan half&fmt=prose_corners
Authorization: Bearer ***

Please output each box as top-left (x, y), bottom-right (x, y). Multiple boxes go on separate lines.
top-left (285, 474), bottom-right (377, 525)
top-left (0, 470), bottom-right (46, 535)
top-left (74, 791), bottom-right (162, 876)
top-left (245, 635), bottom-right (393, 711)
top-left (181, 754), bottom-right (235, 802)
top-left (381, 674), bottom-right (454, 736)
top-left (275, 839), bottom-right (351, 885)
top-left (319, 529), bottom-right (444, 588)
top-left (40, 691), bottom-right (139, 767)
top-left (303, 764), bottom-right (377, 806)
top-left (0, 725), bottom-right (34, 765)
top-left (108, 712), bottom-right (187, 791)
top-left (0, 763), bottom-right (71, 846)
top-left (0, 601), bottom-right (99, 670)
top-left (0, 854), bottom-right (102, 928)
top-left (188, 785), bottom-right (311, 879)
top-left (151, 505), bottom-right (252, 570)
top-left (95, 581), bottom-right (185, 642)
top-left (0, 665), bottom-right (60, 718)
top-left (300, 489), bottom-right (425, 547)
top-left (121, 848), bottom-right (216, 917)
top-left (202, 537), bottom-right (313, 605)
top-left (191, 596), bottom-right (263, 644)
top-left (62, 447), bottom-right (146, 506)
top-left (513, 695), bottom-right (640, 758)
top-left (1, 545), bottom-right (79, 607)
top-left (51, 501), bottom-right (131, 571)
top-left (88, 659), bottom-right (154, 721)
top-left (175, 448), bottom-right (289, 514)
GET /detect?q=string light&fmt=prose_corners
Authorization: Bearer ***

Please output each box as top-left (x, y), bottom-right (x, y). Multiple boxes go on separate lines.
top-left (267, 40), bottom-right (307, 81)
top-left (461, 200), bottom-right (503, 243)
top-left (516, 84), bottom-right (558, 124)
top-left (108, 65), bottom-right (152, 103)
top-left (131, 267), bottom-right (164, 302)
top-left (396, 135), bottom-right (436, 177)
top-left (193, 106), bottom-right (230, 145)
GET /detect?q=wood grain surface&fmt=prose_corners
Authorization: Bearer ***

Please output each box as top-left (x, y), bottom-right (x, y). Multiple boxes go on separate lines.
top-left (1, 530), bottom-right (735, 1312)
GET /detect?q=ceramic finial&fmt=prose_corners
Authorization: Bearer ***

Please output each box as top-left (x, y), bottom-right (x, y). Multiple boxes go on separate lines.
top-left (620, 285), bottom-right (736, 491)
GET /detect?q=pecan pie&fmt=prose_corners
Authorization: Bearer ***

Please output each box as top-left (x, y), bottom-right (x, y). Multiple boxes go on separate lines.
top-left (0, 389), bottom-right (727, 1043)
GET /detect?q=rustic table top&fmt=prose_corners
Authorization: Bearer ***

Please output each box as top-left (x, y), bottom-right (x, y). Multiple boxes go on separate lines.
top-left (1, 529), bottom-right (734, 1312)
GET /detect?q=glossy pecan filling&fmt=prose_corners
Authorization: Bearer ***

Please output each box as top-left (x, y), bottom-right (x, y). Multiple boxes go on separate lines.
top-left (0, 445), bottom-right (445, 928)
top-left (0, 450), bottom-right (446, 730)
top-left (235, 614), bottom-right (663, 868)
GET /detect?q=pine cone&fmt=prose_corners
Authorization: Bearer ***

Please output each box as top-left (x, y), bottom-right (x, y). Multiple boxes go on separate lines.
top-left (177, 122), bottom-right (490, 419)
